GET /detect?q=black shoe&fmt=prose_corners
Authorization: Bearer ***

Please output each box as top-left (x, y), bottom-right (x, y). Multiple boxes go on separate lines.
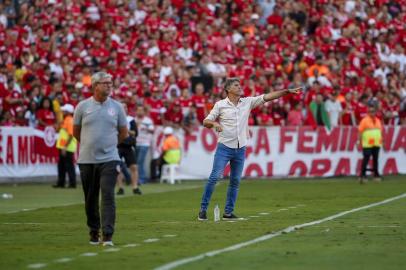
top-left (198, 210), bottom-right (208, 221)
top-left (52, 184), bottom-right (64, 188)
top-left (133, 188), bottom-right (142, 195)
top-left (116, 188), bottom-right (124, 195)
top-left (222, 213), bottom-right (239, 220)
top-left (89, 231), bottom-right (100, 245)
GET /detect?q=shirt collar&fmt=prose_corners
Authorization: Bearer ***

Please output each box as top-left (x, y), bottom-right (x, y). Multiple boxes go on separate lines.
top-left (91, 96), bottom-right (110, 105)
top-left (225, 97), bottom-right (242, 106)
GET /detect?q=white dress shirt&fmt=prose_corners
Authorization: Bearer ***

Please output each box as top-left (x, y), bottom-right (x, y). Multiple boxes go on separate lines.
top-left (205, 95), bottom-right (266, 148)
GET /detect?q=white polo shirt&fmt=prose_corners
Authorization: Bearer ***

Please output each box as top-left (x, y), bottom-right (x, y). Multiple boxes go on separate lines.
top-left (205, 95), bottom-right (266, 149)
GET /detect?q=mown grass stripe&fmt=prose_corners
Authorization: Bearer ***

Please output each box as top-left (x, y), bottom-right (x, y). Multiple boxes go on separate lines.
top-left (155, 193), bottom-right (406, 270)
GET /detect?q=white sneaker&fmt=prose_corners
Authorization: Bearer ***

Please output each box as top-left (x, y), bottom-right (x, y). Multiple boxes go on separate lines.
top-left (102, 241), bottom-right (114, 247)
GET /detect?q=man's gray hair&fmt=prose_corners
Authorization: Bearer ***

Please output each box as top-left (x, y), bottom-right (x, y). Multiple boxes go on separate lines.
top-left (91, 71), bottom-right (112, 86)
top-left (223, 77), bottom-right (240, 94)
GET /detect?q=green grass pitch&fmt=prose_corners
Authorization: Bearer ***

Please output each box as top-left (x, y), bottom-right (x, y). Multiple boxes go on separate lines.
top-left (0, 176), bottom-right (405, 270)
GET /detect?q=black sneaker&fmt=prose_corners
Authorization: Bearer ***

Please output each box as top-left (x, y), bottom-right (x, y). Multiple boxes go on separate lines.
top-left (133, 188), bottom-right (142, 195)
top-left (89, 231), bottom-right (100, 245)
top-left (116, 188), bottom-right (124, 195)
top-left (198, 210), bottom-right (208, 221)
top-left (222, 213), bottom-right (239, 220)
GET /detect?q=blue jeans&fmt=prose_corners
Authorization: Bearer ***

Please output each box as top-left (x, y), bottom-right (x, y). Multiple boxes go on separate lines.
top-left (200, 143), bottom-right (246, 214)
top-left (136, 145), bottom-right (149, 183)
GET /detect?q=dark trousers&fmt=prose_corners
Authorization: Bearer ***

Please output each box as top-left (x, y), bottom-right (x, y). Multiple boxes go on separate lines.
top-left (150, 158), bottom-right (161, 182)
top-left (157, 157), bottom-right (169, 180)
top-left (57, 150), bottom-right (76, 187)
top-left (79, 161), bottom-right (119, 237)
top-left (119, 161), bottom-right (131, 185)
top-left (360, 146), bottom-right (380, 177)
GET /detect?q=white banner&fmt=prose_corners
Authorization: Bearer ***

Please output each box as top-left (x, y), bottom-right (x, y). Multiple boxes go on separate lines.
top-left (0, 126), bottom-right (405, 182)
top-left (152, 126), bottom-right (406, 179)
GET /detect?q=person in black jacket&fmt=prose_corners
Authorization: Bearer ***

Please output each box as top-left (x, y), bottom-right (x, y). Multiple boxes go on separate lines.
top-left (116, 103), bottom-right (142, 195)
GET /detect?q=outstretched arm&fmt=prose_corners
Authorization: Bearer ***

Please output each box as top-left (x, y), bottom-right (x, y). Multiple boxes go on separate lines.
top-left (263, 87), bottom-right (302, 102)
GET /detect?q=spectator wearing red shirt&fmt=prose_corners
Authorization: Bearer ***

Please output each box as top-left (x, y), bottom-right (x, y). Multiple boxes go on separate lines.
top-left (3, 77), bottom-right (25, 115)
top-left (0, 0), bottom-right (405, 130)
top-left (267, 6), bottom-right (283, 28)
top-left (163, 101), bottom-right (184, 129)
top-left (355, 94), bottom-right (369, 124)
top-left (340, 91), bottom-right (357, 126)
top-left (270, 101), bottom-right (286, 126)
top-left (383, 92), bottom-right (400, 125)
top-left (14, 106), bottom-right (27, 126)
top-left (36, 97), bottom-right (56, 130)
top-left (179, 88), bottom-right (193, 115)
top-left (191, 83), bottom-right (207, 123)
top-left (287, 102), bottom-right (304, 126)
top-left (145, 88), bottom-right (164, 125)
top-left (256, 105), bottom-right (273, 126)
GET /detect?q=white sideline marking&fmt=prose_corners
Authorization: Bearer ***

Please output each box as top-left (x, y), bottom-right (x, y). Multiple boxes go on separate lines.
top-left (54, 257), bottom-right (73, 263)
top-left (27, 263), bottom-right (47, 269)
top-left (288, 206), bottom-right (297, 209)
top-left (154, 193), bottom-right (406, 270)
top-left (163, 234), bottom-right (177, 238)
top-left (7, 203), bottom-right (80, 214)
top-left (80, 252), bottom-right (98, 257)
top-left (3, 222), bottom-right (44, 225)
top-left (104, 248), bottom-right (120, 252)
top-left (277, 208), bottom-right (288, 212)
top-left (359, 225), bottom-right (400, 228)
top-left (259, 212), bottom-right (270, 215)
top-left (7, 185), bottom-right (202, 214)
top-left (144, 238), bottom-right (160, 243)
top-left (123, 243), bottom-right (139, 247)
top-left (249, 215), bottom-right (260, 218)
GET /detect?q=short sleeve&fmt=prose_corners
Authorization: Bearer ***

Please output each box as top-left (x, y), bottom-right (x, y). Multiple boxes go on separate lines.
top-left (117, 103), bottom-right (127, 127)
top-left (205, 101), bottom-right (220, 121)
top-left (73, 102), bottom-right (83, 126)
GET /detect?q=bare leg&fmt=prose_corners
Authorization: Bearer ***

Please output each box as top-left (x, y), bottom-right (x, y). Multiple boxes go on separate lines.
top-left (130, 164), bottom-right (142, 195)
top-left (129, 164), bottom-right (138, 189)
top-left (117, 173), bottom-right (124, 188)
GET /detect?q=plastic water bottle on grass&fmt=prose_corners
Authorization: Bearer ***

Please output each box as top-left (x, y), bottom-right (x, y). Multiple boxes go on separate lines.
top-left (214, 204), bottom-right (220, 222)
top-left (2, 193), bottom-right (13, 199)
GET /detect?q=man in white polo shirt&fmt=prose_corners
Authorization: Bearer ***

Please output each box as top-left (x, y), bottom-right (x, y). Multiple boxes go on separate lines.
top-left (198, 77), bottom-right (301, 221)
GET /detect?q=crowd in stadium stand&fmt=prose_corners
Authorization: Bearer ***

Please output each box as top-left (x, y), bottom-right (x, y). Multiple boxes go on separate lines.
top-left (0, 0), bottom-right (405, 132)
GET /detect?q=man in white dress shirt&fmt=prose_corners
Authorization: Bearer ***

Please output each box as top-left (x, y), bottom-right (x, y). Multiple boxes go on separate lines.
top-left (198, 78), bottom-right (301, 220)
